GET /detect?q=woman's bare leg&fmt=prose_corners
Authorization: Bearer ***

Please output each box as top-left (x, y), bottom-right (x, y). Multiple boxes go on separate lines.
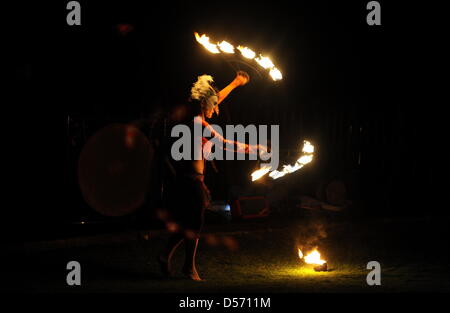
top-left (182, 237), bottom-right (202, 281)
top-left (158, 233), bottom-right (184, 277)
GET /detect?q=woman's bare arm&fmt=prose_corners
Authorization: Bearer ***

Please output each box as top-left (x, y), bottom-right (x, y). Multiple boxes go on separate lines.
top-left (199, 119), bottom-right (268, 156)
top-left (216, 71), bottom-right (250, 105)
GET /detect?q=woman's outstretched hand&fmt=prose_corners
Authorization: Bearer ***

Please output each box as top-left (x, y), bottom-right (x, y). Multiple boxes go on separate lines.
top-left (258, 144), bottom-right (271, 159)
top-left (233, 71), bottom-right (250, 86)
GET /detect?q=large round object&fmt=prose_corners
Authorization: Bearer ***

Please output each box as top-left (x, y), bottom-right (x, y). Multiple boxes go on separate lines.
top-left (78, 124), bottom-right (154, 216)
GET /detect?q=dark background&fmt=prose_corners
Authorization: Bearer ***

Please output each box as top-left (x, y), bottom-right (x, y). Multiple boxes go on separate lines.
top-left (10, 1), bottom-right (448, 241)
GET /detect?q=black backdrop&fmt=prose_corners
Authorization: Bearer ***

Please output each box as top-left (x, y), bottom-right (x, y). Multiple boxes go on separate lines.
top-left (10, 1), bottom-right (448, 239)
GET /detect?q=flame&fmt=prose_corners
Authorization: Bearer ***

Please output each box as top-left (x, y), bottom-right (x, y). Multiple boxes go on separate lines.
top-left (284, 163), bottom-right (303, 172)
top-left (269, 67), bottom-right (282, 81)
top-left (304, 250), bottom-right (326, 265)
top-left (194, 32), bottom-right (220, 54)
top-left (237, 45), bottom-right (256, 59)
top-left (194, 33), bottom-right (283, 81)
top-left (251, 165), bottom-right (272, 181)
top-left (269, 163), bottom-right (304, 179)
top-left (268, 170), bottom-right (286, 180)
top-left (302, 140), bottom-right (314, 153)
top-left (255, 55), bottom-right (275, 69)
top-left (297, 154), bottom-right (313, 165)
top-left (298, 248), bottom-right (326, 265)
top-left (217, 41), bottom-right (235, 53)
top-left (252, 140), bottom-right (314, 181)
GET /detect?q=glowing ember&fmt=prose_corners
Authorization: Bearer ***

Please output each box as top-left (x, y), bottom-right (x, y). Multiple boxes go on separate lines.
top-left (298, 248), bottom-right (303, 259)
top-left (237, 45), bottom-right (256, 59)
top-left (269, 67), bottom-right (282, 81)
top-left (194, 32), bottom-right (220, 54)
top-left (255, 55), bottom-right (275, 69)
top-left (251, 165), bottom-right (272, 181)
top-left (217, 40), bottom-right (235, 53)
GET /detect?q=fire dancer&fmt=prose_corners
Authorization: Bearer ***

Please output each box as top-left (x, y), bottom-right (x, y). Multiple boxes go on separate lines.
top-left (157, 71), bottom-right (265, 281)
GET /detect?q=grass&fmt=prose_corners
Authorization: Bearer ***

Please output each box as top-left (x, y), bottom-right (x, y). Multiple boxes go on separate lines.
top-left (8, 216), bottom-right (450, 293)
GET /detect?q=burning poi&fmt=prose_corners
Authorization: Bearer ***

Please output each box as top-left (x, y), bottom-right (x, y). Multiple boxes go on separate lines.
top-left (194, 32), bottom-right (283, 81)
top-left (251, 140), bottom-right (315, 181)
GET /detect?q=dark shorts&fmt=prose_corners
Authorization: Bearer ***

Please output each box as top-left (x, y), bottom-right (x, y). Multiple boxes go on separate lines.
top-left (167, 174), bottom-right (211, 233)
